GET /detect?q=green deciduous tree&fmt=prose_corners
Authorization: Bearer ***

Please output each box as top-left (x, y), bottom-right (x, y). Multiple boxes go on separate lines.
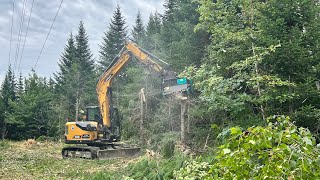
top-left (187, 0), bottom-right (309, 126)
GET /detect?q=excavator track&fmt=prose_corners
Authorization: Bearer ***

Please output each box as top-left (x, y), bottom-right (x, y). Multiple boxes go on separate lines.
top-left (62, 145), bottom-right (140, 160)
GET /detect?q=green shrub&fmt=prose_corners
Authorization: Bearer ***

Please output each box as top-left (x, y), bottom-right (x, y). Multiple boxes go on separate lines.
top-left (0, 140), bottom-right (10, 149)
top-left (174, 161), bottom-right (211, 179)
top-left (125, 154), bottom-right (188, 179)
top-left (173, 116), bottom-right (320, 179)
top-left (209, 116), bottom-right (320, 179)
top-left (162, 140), bottom-right (175, 158)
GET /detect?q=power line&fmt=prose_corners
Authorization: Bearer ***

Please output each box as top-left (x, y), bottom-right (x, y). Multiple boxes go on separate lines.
top-left (14, 0), bottom-right (27, 71)
top-left (18, 0), bottom-right (34, 72)
top-left (34, 0), bottom-right (64, 69)
top-left (8, 0), bottom-right (15, 67)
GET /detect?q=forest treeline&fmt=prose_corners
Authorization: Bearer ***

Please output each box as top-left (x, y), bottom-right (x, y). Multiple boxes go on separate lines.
top-left (2, 0), bottom-right (320, 178)
top-left (1, 0), bottom-right (320, 158)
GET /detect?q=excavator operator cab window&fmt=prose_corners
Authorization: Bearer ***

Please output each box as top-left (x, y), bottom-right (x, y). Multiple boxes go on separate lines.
top-left (86, 106), bottom-right (101, 122)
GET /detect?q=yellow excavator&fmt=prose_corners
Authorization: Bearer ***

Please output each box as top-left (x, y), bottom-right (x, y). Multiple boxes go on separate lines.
top-left (62, 42), bottom-right (191, 159)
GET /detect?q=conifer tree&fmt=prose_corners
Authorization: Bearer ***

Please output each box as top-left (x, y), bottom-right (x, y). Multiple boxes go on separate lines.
top-left (132, 11), bottom-right (145, 45)
top-left (75, 21), bottom-right (96, 107)
top-left (163, 0), bottom-right (177, 24)
top-left (54, 21), bottom-right (96, 122)
top-left (54, 33), bottom-right (77, 87)
top-left (99, 4), bottom-right (127, 69)
top-left (75, 21), bottom-right (95, 73)
top-left (144, 12), bottom-right (162, 52)
top-left (17, 73), bottom-right (24, 99)
top-left (0, 65), bottom-right (16, 138)
top-left (7, 70), bottom-right (54, 139)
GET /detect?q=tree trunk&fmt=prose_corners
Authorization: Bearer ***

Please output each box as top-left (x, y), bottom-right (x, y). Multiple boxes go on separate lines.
top-left (169, 97), bottom-right (173, 131)
top-left (139, 88), bottom-right (145, 144)
top-left (187, 101), bottom-right (190, 133)
top-left (288, 76), bottom-right (293, 114)
top-left (252, 43), bottom-right (266, 120)
top-left (1, 123), bottom-right (6, 139)
top-left (75, 90), bottom-right (80, 122)
top-left (181, 100), bottom-right (187, 144)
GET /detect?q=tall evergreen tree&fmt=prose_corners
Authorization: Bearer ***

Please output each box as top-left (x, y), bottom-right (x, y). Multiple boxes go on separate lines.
top-left (7, 70), bottom-right (55, 139)
top-left (54, 21), bottom-right (96, 122)
top-left (163, 0), bottom-right (177, 24)
top-left (54, 33), bottom-right (77, 87)
top-left (132, 11), bottom-right (145, 45)
top-left (160, 0), bottom-right (184, 66)
top-left (17, 73), bottom-right (24, 97)
top-left (144, 12), bottom-right (162, 52)
top-left (0, 65), bottom-right (16, 139)
top-left (75, 21), bottom-right (96, 107)
top-left (75, 21), bottom-right (95, 73)
top-left (1, 66), bottom-right (16, 104)
top-left (99, 4), bottom-right (127, 69)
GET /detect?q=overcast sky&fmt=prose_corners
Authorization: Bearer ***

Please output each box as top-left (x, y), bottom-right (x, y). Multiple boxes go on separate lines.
top-left (0, 0), bottom-right (164, 84)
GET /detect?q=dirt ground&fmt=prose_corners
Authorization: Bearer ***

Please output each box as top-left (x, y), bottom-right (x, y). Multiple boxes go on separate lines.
top-left (0, 140), bottom-right (141, 180)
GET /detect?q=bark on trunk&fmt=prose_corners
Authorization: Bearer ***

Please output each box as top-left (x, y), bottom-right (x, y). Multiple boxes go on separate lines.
top-left (139, 88), bottom-right (145, 144)
top-left (181, 100), bottom-right (187, 144)
top-left (1, 123), bottom-right (6, 139)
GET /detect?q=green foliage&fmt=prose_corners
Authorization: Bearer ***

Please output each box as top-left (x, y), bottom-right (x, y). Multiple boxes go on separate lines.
top-left (0, 140), bottom-right (10, 149)
top-left (174, 161), bottom-right (211, 179)
top-left (0, 65), bottom-right (16, 139)
top-left (131, 11), bottom-right (145, 46)
top-left (125, 154), bottom-right (188, 179)
top-left (293, 105), bottom-right (320, 140)
top-left (161, 139), bottom-right (175, 158)
top-left (53, 21), bottom-right (97, 130)
top-left (208, 116), bottom-right (320, 179)
top-left (99, 4), bottom-right (127, 68)
top-left (6, 71), bottom-right (56, 139)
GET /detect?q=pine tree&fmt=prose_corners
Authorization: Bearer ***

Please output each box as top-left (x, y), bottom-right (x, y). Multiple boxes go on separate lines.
top-left (7, 70), bottom-right (55, 139)
top-left (54, 33), bottom-right (78, 121)
top-left (0, 65), bottom-right (16, 139)
top-left (144, 12), bottom-right (162, 52)
top-left (161, 0), bottom-right (183, 65)
top-left (54, 33), bottom-right (77, 86)
top-left (99, 4), bottom-right (127, 69)
top-left (163, 0), bottom-right (177, 24)
top-left (75, 21), bottom-right (96, 107)
top-left (17, 73), bottom-right (24, 98)
top-left (75, 21), bottom-right (95, 74)
top-left (132, 11), bottom-right (145, 45)
top-left (54, 21), bottom-right (96, 122)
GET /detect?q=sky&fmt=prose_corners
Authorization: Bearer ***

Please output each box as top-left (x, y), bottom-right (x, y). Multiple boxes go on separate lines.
top-left (0, 0), bottom-right (165, 84)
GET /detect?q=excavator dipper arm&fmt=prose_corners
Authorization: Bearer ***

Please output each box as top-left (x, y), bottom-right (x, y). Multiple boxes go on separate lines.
top-left (96, 42), bottom-right (171, 133)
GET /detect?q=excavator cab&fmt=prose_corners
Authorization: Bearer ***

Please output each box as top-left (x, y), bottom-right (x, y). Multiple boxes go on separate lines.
top-left (85, 106), bottom-right (121, 141)
top-left (86, 106), bottom-right (101, 123)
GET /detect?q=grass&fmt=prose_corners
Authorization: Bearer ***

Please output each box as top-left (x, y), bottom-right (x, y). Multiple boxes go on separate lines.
top-left (0, 141), bottom-right (140, 180)
top-left (0, 141), bottom-right (192, 179)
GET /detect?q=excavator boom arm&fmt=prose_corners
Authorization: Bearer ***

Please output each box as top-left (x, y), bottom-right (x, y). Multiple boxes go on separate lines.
top-left (96, 42), bottom-right (170, 128)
